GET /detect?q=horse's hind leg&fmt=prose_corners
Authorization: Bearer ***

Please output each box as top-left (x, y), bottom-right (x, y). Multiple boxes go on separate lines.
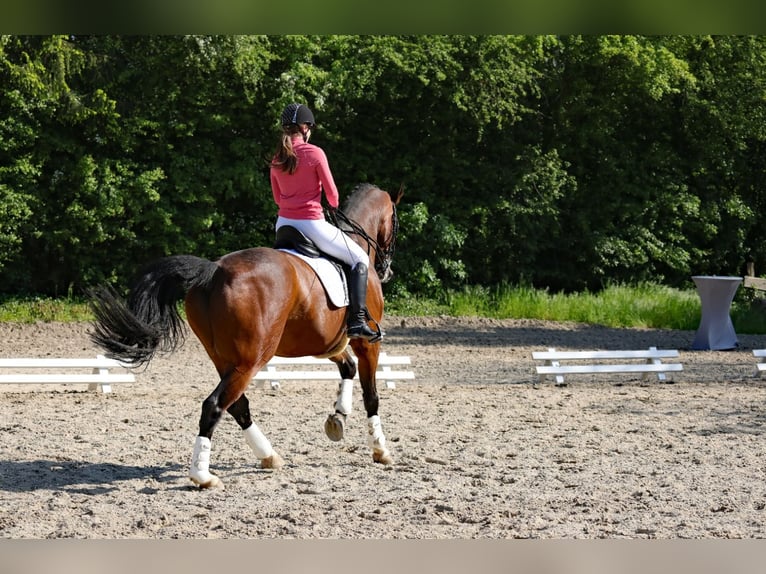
top-left (228, 394), bottom-right (285, 470)
top-left (324, 347), bottom-right (357, 442)
top-left (188, 380), bottom-right (227, 488)
top-left (190, 383), bottom-right (230, 489)
top-left (190, 369), bottom-right (283, 489)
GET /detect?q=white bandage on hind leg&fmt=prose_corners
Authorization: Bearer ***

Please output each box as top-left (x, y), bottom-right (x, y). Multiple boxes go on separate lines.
top-left (243, 423), bottom-right (274, 460)
top-left (334, 378), bottom-right (354, 415)
top-left (191, 436), bottom-right (213, 480)
top-left (367, 415), bottom-right (386, 450)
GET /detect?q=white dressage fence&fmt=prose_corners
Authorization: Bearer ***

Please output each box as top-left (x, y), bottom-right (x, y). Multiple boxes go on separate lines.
top-left (533, 347), bottom-right (683, 384)
top-left (0, 355), bottom-right (136, 393)
top-left (252, 352), bottom-right (414, 390)
top-left (753, 350), bottom-right (766, 377)
top-left (0, 352), bottom-right (413, 393)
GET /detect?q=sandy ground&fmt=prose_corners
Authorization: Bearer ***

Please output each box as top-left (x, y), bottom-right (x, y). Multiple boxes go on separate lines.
top-left (1, 316), bottom-right (766, 539)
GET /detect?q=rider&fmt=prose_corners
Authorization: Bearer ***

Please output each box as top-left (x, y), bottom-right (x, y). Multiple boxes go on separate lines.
top-left (270, 102), bottom-right (379, 341)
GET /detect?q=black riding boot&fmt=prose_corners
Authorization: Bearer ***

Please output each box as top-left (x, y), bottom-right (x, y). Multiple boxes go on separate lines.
top-left (346, 263), bottom-right (380, 340)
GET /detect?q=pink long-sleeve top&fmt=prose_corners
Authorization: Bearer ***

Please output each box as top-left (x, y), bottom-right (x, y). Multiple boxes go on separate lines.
top-left (270, 136), bottom-right (340, 220)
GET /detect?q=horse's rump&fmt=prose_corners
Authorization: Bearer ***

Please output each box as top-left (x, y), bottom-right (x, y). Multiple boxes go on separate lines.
top-left (186, 247), bottom-right (349, 365)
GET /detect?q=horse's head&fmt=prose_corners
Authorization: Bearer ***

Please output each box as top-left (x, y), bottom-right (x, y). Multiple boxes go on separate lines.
top-left (341, 183), bottom-right (403, 283)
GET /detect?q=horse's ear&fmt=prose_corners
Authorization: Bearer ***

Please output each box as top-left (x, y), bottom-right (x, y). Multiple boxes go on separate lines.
top-left (392, 183), bottom-right (404, 205)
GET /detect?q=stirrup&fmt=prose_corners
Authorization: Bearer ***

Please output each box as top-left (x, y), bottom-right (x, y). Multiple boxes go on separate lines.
top-left (347, 322), bottom-right (379, 341)
top-left (346, 313), bottom-right (385, 342)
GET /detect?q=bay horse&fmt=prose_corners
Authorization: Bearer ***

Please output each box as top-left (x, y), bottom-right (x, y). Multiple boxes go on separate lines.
top-left (89, 183), bottom-right (402, 489)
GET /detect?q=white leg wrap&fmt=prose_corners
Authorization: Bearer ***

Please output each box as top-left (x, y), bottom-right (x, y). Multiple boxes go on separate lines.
top-left (335, 378), bottom-right (354, 415)
top-left (367, 415), bottom-right (386, 450)
top-left (190, 436), bottom-right (215, 484)
top-left (243, 423), bottom-right (274, 460)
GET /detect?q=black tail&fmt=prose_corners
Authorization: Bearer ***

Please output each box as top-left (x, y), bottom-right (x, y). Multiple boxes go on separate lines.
top-left (89, 255), bottom-right (218, 368)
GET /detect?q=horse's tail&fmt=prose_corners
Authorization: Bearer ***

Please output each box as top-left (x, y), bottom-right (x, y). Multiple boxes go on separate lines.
top-left (89, 255), bottom-right (218, 368)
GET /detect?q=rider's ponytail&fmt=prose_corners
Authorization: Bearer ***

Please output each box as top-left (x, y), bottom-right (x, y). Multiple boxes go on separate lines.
top-left (272, 129), bottom-right (300, 174)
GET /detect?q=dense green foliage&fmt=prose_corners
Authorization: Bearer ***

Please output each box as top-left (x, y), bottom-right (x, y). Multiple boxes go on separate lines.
top-left (2, 35), bottom-right (766, 298)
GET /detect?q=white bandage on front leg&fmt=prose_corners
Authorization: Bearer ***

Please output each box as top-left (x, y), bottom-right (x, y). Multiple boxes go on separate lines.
top-left (243, 423), bottom-right (274, 460)
top-left (367, 415), bottom-right (386, 450)
top-left (334, 378), bottom-right (354, 415)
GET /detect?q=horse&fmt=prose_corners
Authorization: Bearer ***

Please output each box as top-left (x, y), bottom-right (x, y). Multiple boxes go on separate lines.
top-left (89, 183), bottom-right (403, 489)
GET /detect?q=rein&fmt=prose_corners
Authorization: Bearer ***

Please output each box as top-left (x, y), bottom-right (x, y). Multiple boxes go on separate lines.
top-left (328, 204), bottom-right (398, 280)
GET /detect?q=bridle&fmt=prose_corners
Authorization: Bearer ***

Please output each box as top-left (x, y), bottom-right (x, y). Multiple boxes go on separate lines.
top-left (330, 202), bottom-right (398, 281)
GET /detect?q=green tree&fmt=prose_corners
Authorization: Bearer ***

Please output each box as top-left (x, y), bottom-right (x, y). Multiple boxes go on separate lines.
top-left (0, 35), bottom-right (123, 293)
top-left (2, 35), bottom-right (766, 299)
top-left (0, 35), bottom-right (279, 294)
top-left (274, 35), bottom-right (548, 296)
top-left (663, 35), bottom-right (766, 279)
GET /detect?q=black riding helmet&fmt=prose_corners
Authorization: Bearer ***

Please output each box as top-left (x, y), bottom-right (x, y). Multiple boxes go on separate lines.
top-left (281, 103), bottom-right (315, 128)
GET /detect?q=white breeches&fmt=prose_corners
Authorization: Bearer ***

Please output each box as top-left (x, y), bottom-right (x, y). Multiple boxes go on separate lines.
top-left (277, 216), bottom-right (369, 268)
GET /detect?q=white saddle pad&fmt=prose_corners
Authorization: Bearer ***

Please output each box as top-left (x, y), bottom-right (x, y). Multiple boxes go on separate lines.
top-left (279, 249), bottom-right (349, 307)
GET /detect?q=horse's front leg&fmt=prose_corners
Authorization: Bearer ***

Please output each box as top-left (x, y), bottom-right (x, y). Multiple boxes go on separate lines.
top-left (352, 342), bottom-right (393, 465)
top-left (324, 347), bottom-right (357, 442)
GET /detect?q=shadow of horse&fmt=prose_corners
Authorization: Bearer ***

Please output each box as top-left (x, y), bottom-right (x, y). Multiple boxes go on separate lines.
top-left (0, 459), bottom-right (185, 493)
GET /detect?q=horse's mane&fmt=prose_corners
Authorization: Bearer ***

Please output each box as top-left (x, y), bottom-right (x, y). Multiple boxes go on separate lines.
top-left (342, 183), bottom-right (379, 213)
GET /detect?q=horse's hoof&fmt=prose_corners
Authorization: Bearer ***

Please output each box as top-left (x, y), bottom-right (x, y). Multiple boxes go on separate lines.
top-left (372, 449), bottom-right (393, 465)
top-left (324, 413), bottom-right (346, 442)
top-left (190, 474), bottom-right (223, 489)
top-left (261, 451), bottom-right (285, 470)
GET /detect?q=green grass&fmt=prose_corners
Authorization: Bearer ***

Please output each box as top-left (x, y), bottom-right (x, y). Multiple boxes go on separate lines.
top-left (451, 283), bottom-right (703, 330)
top-left (3, 282), bottom-right (766, 334)
top-left (385, 282), bottom-right (766, 334)
top-left (0, 295), bottom-right (93, 323)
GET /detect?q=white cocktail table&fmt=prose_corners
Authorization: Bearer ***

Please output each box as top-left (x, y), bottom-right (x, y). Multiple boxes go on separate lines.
top-left (691, 275), bottom-right (742, 350)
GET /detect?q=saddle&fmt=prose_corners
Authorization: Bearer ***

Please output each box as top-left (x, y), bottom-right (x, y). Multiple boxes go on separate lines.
top-left (274, 225), bottom-right (323, 258)
top-left (275, 225), bottom-right (384, 342)
top-left (274, 226), bottom-right (349, 307)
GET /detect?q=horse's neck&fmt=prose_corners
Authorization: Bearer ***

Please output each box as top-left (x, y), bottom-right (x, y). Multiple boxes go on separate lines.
top-left (347, 210), bottom-right (376, 239)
